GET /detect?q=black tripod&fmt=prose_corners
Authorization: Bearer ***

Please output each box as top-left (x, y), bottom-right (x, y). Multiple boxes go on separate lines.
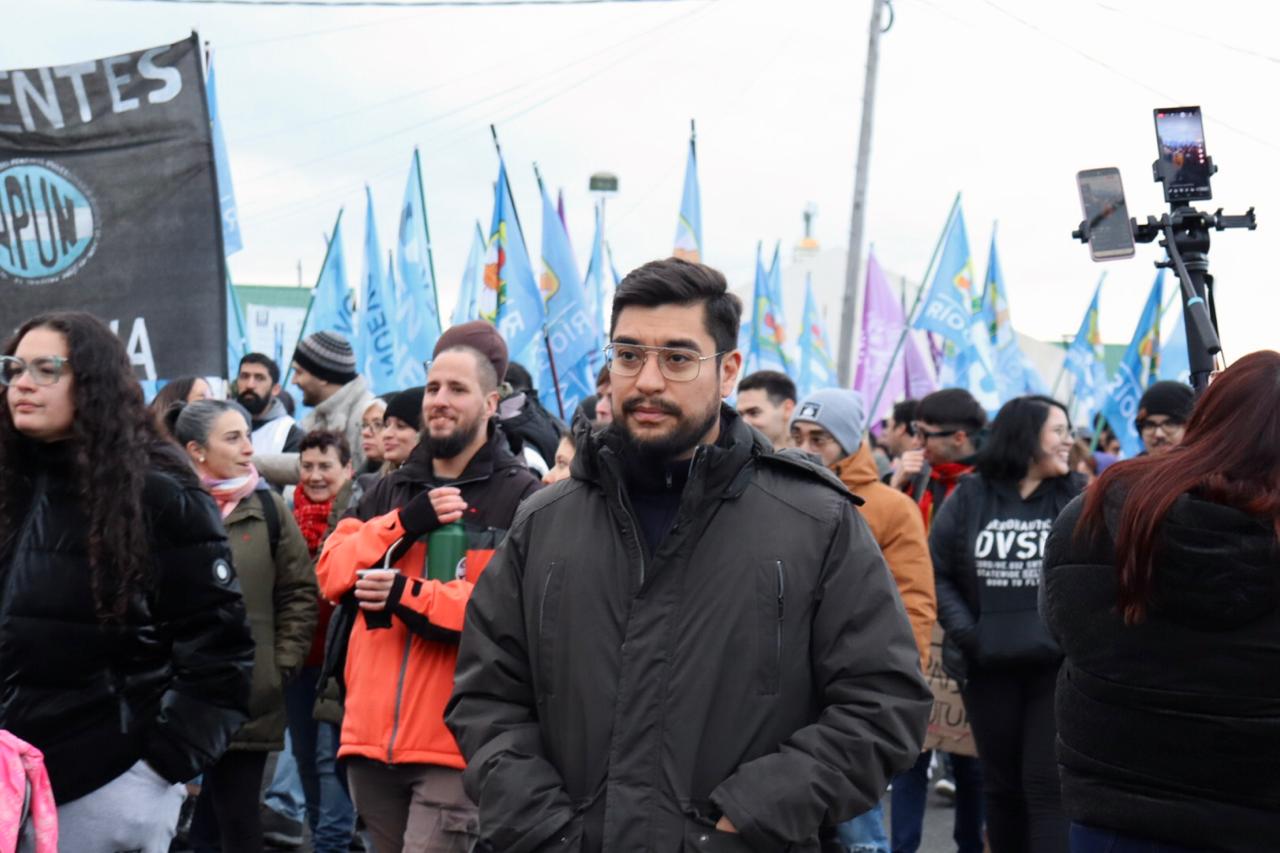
top-left (1074, 158), bottom-right (1255, 396)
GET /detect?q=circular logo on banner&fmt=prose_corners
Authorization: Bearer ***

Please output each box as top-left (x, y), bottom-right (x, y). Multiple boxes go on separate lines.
top-left (0, 159), bottom-right (99, 285)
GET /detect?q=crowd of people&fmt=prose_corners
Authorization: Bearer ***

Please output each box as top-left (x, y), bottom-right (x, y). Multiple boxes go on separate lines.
top-left (0, 257), bottom-right (1273, 853)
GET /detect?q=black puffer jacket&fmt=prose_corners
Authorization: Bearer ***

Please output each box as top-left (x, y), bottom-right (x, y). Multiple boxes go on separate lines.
top-left (1043, 490), bottom-right (1280, 852)
top-left (0, 441), bottom-right (254, 803)
top-left (446, 407), bottom-right (932, 853)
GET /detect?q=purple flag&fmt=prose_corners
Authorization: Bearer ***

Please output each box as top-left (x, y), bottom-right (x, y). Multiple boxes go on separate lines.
top-left (855, 252), bottom-right (936, 426)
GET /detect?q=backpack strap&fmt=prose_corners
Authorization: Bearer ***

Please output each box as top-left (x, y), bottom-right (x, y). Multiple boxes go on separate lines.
top-left (257, 489), bottom-right (281, 560)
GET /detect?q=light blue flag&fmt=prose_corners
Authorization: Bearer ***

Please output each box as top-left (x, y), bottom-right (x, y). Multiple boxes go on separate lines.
top-left (393, 149), bottom-right (442, 386)
top-left (453, 221), bottom-right (485, 327)
top-left (797, 274), bottom-right (837, 397)
top-left (923, 203), bottom-right (999, 412)
top-left (749, 242), bottom-right (789, 374)
top-left (980, 230), bottom-right (1047, 402)
top-left (1064, 277), bottom-right (1108, 424)
top-left (673, 129), bottom-right (702, 262)
top-left (480, 160), bottom-right (544, 368)
top-left (1101, 271), bottom-right (1164, 457)
top-left (913, 199), bottom-right (978, 346)
top-left (357, 189), bottom-right (399, 395)
top-left (582, 203), bottom-right (608, 359)
top-left (536, 170), bottom-right (595, 415)
top-left (205, 61), bottom-right (242, 256)
top-left (1158, 298), bottom-right (1190, 384)
top-left (226, 275), bottom-right (247, 377)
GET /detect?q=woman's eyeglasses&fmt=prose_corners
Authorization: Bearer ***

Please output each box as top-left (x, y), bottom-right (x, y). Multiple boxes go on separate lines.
top-left (0, 356), bottom-right (70, 387)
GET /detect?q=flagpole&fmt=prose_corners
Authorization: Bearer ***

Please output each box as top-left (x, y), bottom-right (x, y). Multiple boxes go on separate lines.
top-left (863, 192), bottom-right (960, 428)
top-left (284, 208), bottom-right (344, 387)
top-left (1051, 271), bottom-right (1106, 397)
top-left (412, 147), bottom-right (442, 334)
top-left (532, 162), bottom-right (567, 421)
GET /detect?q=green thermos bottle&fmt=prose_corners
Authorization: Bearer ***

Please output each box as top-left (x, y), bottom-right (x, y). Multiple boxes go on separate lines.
top-left (427, 521), bottom-right (468, 583)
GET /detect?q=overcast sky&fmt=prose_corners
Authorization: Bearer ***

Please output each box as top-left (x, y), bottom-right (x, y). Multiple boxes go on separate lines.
top-left (8, 0), bottom-right (1278, 362)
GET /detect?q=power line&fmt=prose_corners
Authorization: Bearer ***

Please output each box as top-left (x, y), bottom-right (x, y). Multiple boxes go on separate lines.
top-left (980, 0), bottom-right (1280, 153)
top-left (237, 0), bottom-right (713, 197)
top-left (227, 3), bottom-right (657, 144)
top-left (110, 0), bottom-right (697, 7)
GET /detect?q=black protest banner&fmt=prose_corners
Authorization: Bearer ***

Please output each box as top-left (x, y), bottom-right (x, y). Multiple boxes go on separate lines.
top-left (0, 34), bottom-right (226, 379)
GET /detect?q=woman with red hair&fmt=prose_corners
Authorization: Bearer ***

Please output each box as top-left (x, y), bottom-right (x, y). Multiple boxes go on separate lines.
top-left (1042, 351), bottom-right (1280, 853)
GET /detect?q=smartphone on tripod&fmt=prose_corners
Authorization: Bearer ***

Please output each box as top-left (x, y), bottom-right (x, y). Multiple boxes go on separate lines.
top-left (1076, 167), bottom-right (1135, 261)
top-left (1154, 106), bottom-right (1212, 202)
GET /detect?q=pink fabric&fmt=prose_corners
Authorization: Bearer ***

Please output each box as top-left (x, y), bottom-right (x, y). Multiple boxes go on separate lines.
top-left (0, 731), bottom-right (58, 852)
top-left (202, 464), bottom-right (261, 519)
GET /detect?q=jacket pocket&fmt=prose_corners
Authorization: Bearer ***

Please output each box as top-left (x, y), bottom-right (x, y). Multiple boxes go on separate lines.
top-left (537, 561), bottom-right (567, 697)
top-left (682, 817), bottom-right (755, 853)
top-left (755, 560), bottom-right (785, 695)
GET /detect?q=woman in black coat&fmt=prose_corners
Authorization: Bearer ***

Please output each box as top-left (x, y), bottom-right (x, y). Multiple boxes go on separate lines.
top-left (1043, 351), bottom-right (1280, 853)
top-left (0, 312), bottom-right (255, 852)
top-left (931, 395), bottom-right (1083, 853)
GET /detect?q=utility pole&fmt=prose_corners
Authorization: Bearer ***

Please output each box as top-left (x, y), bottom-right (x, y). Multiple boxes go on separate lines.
top-left (837, 0), bottom-right (894, 386)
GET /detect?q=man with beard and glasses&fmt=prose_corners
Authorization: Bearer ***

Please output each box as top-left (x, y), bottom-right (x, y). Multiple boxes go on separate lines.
top-left (446, 258), bottom-right (932, 853)
top-left (256, 331), bottom-right (374, 490)
top-left (235, 353), bottom-right (305, 456)
top-left (316, 321), bottom-right (543, 853)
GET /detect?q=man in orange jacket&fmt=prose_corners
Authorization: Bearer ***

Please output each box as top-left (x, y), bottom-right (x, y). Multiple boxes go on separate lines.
top-left (791, 387), bottom-right (938, 851)
top-left (790, 389), bottom-right (936, 665)
top-left (317, 322), bottom-right (542, 853)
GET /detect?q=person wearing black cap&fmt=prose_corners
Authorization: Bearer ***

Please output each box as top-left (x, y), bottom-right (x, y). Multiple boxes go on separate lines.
top-left (381, 386), bottom-right (424, 470)
top-left (1135, 380), bottom-right (1194, 456)
top-left (256, 331), bottom-right (374, 489)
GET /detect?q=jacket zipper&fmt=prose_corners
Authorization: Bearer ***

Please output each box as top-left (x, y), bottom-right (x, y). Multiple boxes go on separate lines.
top-left (386, 512), bottom-right (447, 762)
top-left (775, 560), bottom-right (785, 673)
top-left (615, 482), bottom-right (647, 587)
top-left (386, 629), bottom-right (414, 762)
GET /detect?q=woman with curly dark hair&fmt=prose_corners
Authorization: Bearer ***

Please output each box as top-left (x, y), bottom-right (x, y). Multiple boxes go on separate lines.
top-left (0, 312), bottom-right (254, 852)
top-left (1044, 353), bottom-right (1280, 853)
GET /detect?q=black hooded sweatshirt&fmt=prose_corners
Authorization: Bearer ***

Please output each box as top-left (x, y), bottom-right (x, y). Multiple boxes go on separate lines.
top-left (930, 471), bottom-right (1084, 682)
top-left (1042, 490), bottom-right (1280, 853)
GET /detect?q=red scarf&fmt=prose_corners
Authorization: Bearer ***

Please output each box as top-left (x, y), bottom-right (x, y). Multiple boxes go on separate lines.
top-left (292, 487), bottom-right (334, 557)
top-left (914, 462), bottom-right (973, 529)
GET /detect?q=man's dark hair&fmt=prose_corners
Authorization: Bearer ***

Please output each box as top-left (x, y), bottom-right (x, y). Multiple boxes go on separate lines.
top-left (610, 258), bottom-right (742, 354)
top-left (891, 399), bottom-right (919, 428)
top-left (239, 352), bottom-right (281, 386)
top-left (976, 395), bottom-right (1069, 483)
top-left (299, 429), bottom-right (352, 466)
top-left (738, 370), bottom-right (796, 405)
top-left (505, 362), bottom-right (533, 393)
top-left (916, 388), bottom-right (987, 433)
top-left (436, 345), bottom-right (500, 394)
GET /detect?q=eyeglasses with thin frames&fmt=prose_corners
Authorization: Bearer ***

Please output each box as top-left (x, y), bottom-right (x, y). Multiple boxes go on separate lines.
top-left (604, 343), bottom-right (727, 383)
top-left (0, 355), bottom-right (70, 387)
top-left (911, 421), bottom-right (959, 441)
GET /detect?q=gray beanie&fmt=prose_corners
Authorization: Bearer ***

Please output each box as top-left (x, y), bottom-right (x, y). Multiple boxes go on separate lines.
top-left (293, 331), bottom-right (357, 385)
top-left (791, 388), bottom-right (867, 456)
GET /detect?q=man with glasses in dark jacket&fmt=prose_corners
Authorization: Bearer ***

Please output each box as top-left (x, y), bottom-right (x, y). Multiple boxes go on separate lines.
top-left (447, 257), bottom-right (931, 853)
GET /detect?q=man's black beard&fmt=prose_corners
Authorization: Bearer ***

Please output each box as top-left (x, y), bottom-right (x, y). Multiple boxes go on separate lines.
top-left (425, 413), bottom-right (484, 461)
top-left (614, 395), bottom-right (720, 465)
top-left (235, 389), bottom-right (270, 417)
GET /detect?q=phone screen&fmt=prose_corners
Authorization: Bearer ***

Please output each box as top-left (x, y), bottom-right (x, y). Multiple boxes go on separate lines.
top-left (1154, 106), bottom-right (1212, 201)
top-left (1077, 168), bottom-right (1134, 260)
